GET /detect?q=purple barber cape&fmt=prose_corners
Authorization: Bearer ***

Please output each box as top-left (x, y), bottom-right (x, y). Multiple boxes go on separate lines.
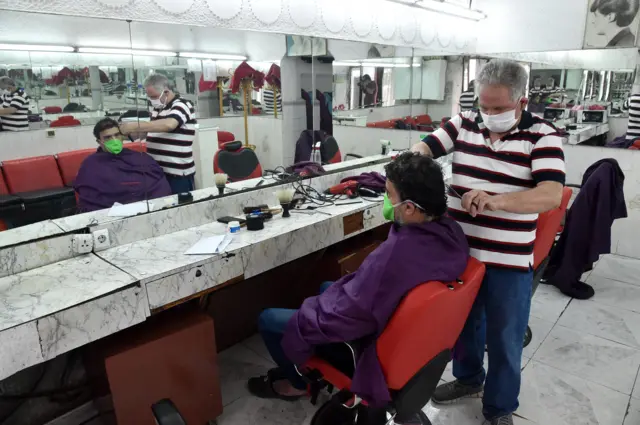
top-left (74, 148), bottom-right (172, 212)
top-left (281, 217), bottom-right (469, 406)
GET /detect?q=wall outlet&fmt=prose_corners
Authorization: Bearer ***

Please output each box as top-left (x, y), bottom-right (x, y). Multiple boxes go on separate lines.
top-left (72, 234), bottom-right (93, 254)
top-left (92, 229), bottom-right (111, 251)
top-left (47, 130), bottom-right (55, 137)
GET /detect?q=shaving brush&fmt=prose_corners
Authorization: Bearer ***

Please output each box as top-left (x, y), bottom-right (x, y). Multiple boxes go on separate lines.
top-left (275, 188), bottom-right (295, 218)
top-left (214, 173), bottom-right (228, 195)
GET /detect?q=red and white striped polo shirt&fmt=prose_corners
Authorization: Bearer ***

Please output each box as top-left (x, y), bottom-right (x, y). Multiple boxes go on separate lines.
top-left (424, 110), bottom-right (565, 270)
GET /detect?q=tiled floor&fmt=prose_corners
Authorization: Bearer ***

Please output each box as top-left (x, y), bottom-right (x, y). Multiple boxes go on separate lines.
top-left (217, 254), bottom-right (640, 425)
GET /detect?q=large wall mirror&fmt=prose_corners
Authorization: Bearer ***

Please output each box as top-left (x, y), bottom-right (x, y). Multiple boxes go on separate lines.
top-left (483, 48), bottom-right (637, 148)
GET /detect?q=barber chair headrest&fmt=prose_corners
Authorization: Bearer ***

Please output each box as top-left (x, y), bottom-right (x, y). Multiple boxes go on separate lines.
top-left (223, 141), bottom-right (244, 152)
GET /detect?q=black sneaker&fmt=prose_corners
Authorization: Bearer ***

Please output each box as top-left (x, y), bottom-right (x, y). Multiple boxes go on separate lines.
top-left (486, 414), bottom-right (513, 425)
top-left (431, 380), bottom-right (483, 405)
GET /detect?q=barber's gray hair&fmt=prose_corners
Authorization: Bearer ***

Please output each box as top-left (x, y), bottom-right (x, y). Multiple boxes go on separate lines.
top-left (476, 59), bottom-right (528, 102)
top-left (143, 73), bottom-right (173, 92)
top-left (0, 76), bottom-right (15, 90)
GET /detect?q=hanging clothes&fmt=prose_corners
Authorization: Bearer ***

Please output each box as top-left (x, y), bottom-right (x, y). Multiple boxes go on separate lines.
top-left (544, 159), bottom-right (627, 299)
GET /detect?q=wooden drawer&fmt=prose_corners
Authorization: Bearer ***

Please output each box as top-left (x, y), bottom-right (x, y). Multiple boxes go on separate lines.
top-left (146, 254), bottom-right (244, 312)
top-left (343, 210), bottom-right (364, 236)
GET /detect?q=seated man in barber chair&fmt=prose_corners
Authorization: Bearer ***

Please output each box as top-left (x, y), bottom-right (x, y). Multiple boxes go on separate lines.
top-left (247, 152), bottom-right (469, 415)
top-left (75, 118), bottom-right (171, 212)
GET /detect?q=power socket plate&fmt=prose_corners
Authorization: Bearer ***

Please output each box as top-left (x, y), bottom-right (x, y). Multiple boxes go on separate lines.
top-left (72, 234), bottom-right (93, 254)
top-left (93, 229), bottom-right (111, 251)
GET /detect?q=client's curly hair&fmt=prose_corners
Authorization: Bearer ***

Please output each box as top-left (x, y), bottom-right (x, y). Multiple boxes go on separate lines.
top-left (384, 152), bottom-right (448, 218)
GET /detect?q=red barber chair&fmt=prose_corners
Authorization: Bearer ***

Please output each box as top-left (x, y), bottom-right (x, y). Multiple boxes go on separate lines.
top-left (213, 141), bottom-right (263, 182)
top-left (50, 115), bottom-right (81, 127)
top-left (304, 258), bottom-right (486, 425)
top-left (217, 131), bottom-right (236, 149)
top-left (522, 186), bottom-right (572, 346)
top-left (56, 148), bottom-right (95, 186)
top-left (321, 136), bottom-right (342, 164)
top-left (43, 106), bottom-right (63, 114)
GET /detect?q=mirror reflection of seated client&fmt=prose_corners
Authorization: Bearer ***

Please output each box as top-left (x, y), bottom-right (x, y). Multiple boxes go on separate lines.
top-left (247, 152), bottom-right (469, 412)
top-left (74, 118), bottom-right (171, 212)
top-left (0, 77), bottom-right (30, 132)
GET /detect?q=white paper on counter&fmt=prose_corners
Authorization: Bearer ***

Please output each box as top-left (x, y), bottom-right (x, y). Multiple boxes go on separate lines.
top-left (184, 234), bottom-right (234, 255)
top-left (108, 201), bottom-right (152, 217)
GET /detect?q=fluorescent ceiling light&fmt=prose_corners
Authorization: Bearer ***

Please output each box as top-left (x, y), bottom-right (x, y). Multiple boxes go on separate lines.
top-left (0, 44), bottom-right (74, 52)
top-left (333, 61), bottom-right (360, 67)
top-left (180, 52), bottom-right (247, 60)
top-left (78, 47), bottom-right (177, 56)
top-left (388, 0), bottom-right (486, 21)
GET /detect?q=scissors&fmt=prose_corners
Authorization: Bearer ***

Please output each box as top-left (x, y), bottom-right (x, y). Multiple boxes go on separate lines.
top-left (448, 185), bottom-right (463, 200)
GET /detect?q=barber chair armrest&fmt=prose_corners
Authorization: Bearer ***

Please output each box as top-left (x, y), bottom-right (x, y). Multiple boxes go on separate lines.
top-left (0, 195), bottom-right (24, 221)
top-left (17, 187), bottom-right (75, 204)
top-left (0, 194), bottom-right (22, 208)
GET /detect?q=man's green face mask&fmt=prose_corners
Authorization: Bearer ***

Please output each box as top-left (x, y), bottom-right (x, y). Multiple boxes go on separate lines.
top-left (103, 137), bottom-right (123, 155)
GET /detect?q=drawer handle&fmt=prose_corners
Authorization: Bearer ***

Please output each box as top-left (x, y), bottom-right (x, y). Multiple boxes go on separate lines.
top-left (195, 270), bottom-right (202, 277)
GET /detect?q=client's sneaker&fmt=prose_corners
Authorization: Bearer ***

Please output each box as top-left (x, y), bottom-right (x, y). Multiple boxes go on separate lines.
top-left (431, 380), bottom-right (483, 405)
top-left (486, 414), bottom-right (513, 425)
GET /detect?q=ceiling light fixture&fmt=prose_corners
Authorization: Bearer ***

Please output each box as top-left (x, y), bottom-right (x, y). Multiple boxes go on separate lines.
top-left (0, 44), bottom-right (75, 52)
top-left (78, 47), bottom-right (177, 56)
top-left (388, 0), bottom-right (486, 21)
top-left (179, 52), bottom-right (247, 60)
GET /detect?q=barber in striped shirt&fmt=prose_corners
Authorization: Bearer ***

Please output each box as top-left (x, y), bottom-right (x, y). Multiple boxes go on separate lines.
top-left (412, 60), bottom-right (564, 425)
top-left (0, 77), bottom-right (30, 131)
top-left (121, 74), bottom-right (197, 194)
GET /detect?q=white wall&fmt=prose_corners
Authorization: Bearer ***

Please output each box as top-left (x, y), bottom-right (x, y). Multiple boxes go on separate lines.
top-left (475, 0), bottom-right (589, 54)
top-left (333, 126), bottom-right (422, 158)
top-left (423, 56), bottom-right (464, 121)
top-left (562, 145), bottom-right (640, 259)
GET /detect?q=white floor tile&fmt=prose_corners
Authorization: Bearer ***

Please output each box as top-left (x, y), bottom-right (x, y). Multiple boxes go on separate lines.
top-left (441, 352), bottom-right (529, 384)
top-left (632, 370), bottom-right (640, 400)
top-left (532, 325), bottom-right (640, 395)
top-left (518, 360), bottom-right (629, 425)
top-left (242, 334), bottom-right (272, 361)
top-left (586, 275), bottom-right (640, 314)
top-left (218, 343), bottom-right (275, 407)
top-left (523, 317), bottom-right (555, 358)
top-left (625, 397), bottom-right (640, 424)
top-left (530, 284), bottom-right (571, 322)
top-left (558, 300), bottom-right (640, 348)
top-left (591, 255), bottom-right (640, 287)
top-left (217, 394), bottom-right (320, 425)
top-left (423, 400), bottom-right (485, 425)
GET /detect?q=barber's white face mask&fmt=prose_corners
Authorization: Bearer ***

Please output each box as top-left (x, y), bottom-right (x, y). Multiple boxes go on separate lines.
top-left (149, 92), bottom-right (166, 110)
top-left (481, 108), bottom-right (518, 133)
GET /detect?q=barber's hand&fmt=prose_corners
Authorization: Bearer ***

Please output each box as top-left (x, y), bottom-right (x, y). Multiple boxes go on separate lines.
top-left (410, 142), bottom-right (430, 155)
top-left (119, 122), bottom-right (139, 135)
top-left (461, 190), bottom-right (504, 217)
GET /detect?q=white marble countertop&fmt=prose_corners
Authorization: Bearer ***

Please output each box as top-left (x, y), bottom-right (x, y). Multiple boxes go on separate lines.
top-left (0, 157), bottom-right (391, 381)
top-left (0, 220), bottom-right (67, 249)
top-left (96, 198), bottom-right (381, 284)
top-left (0, 254), bottom-right (136, 332)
